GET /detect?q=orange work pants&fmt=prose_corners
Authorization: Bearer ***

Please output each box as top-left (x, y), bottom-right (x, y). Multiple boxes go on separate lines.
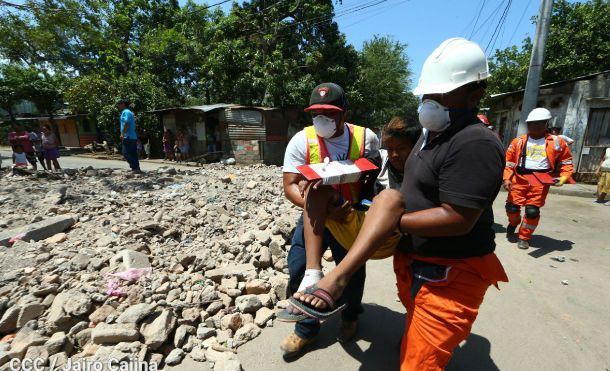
top-left (393, 251), bottom-right (491, 371)
top-left (506, 174), bottom-right (550, 241)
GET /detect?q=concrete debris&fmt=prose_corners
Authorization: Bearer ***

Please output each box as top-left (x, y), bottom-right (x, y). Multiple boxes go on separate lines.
top-left (0, 164), bottom-right (297, 367)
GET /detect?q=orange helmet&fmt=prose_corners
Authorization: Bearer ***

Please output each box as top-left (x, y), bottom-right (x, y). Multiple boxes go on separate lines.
top-left (477, 114), bottom-right (490, 126)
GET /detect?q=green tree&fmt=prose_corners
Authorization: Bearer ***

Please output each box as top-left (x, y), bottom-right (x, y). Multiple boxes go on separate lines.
top-left (348, 35), bottom-right (418, 128)
top-left (487, 0), bottom-right (610, 95)
top-left (64, 72), bottom-right (169, 145)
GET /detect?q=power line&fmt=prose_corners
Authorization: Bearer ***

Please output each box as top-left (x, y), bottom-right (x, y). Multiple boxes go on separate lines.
top-left (469, 0), bottom-right (487, 39)
top-left (485, 0), bottom-right (512, 53)
top-left (471, 0), bottom-right (507, 40)
top-left (507, 0), bottom-right (533, 45)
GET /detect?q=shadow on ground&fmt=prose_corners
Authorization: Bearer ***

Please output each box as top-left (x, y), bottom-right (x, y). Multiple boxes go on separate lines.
top-left (307, 304), bottom-right (499, 371)
top-left (446, 333), bottom-right (500, 371)
top-left (284, 303), bottom-right (404, 370)
top-left (528, 234), bottom-right (574, 258)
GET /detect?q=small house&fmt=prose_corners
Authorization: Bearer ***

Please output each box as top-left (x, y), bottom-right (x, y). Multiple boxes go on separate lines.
top-left (146, 104), bottom-right (300, 165)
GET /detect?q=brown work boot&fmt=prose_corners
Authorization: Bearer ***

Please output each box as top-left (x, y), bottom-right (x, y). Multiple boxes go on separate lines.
top-left (280, 333), bottom-right (316, 359)
top-left (337, 319), bottom-right (358, 344)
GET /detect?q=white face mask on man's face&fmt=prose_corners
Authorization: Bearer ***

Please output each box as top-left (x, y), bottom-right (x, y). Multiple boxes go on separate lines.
top-left (418, 99), bottom-right (451, 132)
top-left (313, 115), bottom-right (338, 138)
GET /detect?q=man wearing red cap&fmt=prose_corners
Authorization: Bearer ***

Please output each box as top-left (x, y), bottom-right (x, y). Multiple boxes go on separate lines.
top-left (280, 82), bottom-right (379, 358)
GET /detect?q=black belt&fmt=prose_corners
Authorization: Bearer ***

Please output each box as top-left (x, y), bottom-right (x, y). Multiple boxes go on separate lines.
top-left (516, 168), bottom-right (552, 175)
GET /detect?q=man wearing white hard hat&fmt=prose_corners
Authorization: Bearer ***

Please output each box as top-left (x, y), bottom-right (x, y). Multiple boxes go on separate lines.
top-left (503, 107), bottom-right (574, 249)
top-left (289, 38), bottom-right (508, 370)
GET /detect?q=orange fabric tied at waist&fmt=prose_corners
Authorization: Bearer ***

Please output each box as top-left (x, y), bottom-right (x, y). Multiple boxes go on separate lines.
top-left (392, 251), bottom-right (508, 371)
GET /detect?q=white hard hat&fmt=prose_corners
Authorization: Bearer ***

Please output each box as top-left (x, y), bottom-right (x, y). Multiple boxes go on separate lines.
top-left (526, 108), bottom-right (552, 122)
top-left (413, 38), bottom-right (490, 95)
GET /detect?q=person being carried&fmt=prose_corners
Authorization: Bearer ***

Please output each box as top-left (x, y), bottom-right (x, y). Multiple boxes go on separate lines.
top-left (280, 82), bottom-right (381, 358)
top-left (289, 38), bottom-right (509, 371)
top-left (504, 108), bottom-right (573, 249)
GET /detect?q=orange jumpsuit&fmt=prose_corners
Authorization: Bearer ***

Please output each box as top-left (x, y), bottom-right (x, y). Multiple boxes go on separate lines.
top-left (504, 134), bottom-right (573, 240)
top-left (393, 250), bottom-right (508, 370)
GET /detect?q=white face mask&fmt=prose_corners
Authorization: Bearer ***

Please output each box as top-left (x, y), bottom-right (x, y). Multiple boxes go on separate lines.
top-left (313, 115), bottom-right (338, 138)
top-left (418, 99), bottom-right (451, 132)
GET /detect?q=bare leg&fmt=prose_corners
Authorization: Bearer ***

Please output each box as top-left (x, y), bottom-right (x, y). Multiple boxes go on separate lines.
top-left (598, 192), bottom-right (607, 203)
top-left (45, 159), bottom-right (52, 170)
top-left (294, 189), bottom-right (406, 309)
top-left (303, 186), bottom-right (340, 271)
top-left (52, 159), bottom-right (61, 170)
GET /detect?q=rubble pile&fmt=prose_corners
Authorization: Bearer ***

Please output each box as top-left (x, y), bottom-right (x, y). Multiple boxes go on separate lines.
top-left (0, 164), bottom-right (300, 371)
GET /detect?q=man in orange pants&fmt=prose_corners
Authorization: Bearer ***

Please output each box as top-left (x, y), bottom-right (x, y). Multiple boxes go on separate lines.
top-left (503, 107), bottom-right (574, 249)
top-left (290, 38), bottom-right (508, 370)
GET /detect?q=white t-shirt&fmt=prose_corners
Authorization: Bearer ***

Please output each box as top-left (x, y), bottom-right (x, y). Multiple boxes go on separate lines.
top-left (524, 137), bottom-right (551, 170)
top-left (283, 124), bottom-right (379, 173)
top-left (601, 148), bottom-right (610, 172)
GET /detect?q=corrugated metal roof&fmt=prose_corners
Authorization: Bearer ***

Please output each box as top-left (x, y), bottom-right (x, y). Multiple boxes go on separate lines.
top-left (145, 104), bottom-right (283, 114)
top-left (489, 70), bottom-right (610, 100)
top-left (145, 103), bottom-right (236, 114)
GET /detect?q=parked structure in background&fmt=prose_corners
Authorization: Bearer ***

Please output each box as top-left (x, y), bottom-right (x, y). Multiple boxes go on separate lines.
top-left (488, 70), bottom-right (610, 181)
top-left (146, 104), bottom-right (300, 165)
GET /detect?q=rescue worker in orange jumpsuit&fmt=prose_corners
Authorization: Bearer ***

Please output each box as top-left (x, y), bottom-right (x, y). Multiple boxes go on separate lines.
top-left (503, 107), bottom-right (574, 249)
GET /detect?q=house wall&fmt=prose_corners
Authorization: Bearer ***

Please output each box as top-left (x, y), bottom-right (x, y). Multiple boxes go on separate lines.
top-left (76, 117), bottom-right (98, 146)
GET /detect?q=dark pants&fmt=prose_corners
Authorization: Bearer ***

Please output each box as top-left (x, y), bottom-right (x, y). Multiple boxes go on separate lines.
top-left (122, 139), bottom-right (140, 170)
top-left (288, 214), bottom-right (366, 340)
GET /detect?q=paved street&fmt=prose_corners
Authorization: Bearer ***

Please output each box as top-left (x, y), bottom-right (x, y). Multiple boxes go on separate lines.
top-left (0, 148), bottom-right (198, 172)
top-left (2, 148), bottom-right (608, 370)
top-left (231, 192), bottom-right (610, 371)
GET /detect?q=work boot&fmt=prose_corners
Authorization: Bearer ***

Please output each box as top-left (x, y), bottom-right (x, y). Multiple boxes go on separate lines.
top-left (518, 239), bottom-right (529, 249)
top-left (506, 224), bottom-right (516, 236)
top-left (280, 333), bottom-right (316, 359)
top-left (337, 320), bottom-right (358, 344)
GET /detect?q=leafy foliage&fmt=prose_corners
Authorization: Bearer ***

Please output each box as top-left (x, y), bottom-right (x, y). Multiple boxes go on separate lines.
top-left (1, 0), bottom-right (417, 142)
top-left (487, 0), bottom-right (610, 96)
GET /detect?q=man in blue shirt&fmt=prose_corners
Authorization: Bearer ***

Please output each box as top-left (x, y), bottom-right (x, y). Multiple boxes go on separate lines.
top-left (117, 99), bottom-right (141, 173)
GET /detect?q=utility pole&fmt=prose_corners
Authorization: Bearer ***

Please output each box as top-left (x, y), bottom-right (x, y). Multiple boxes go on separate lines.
top-left (518, 0), bottom-right (554, 136)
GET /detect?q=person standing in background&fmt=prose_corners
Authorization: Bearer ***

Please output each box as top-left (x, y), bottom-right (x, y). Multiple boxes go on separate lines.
top-left (41, 125), bottom-right (61, 171)
top-left (117, 99), bottom-right (141, 173)
top-left (29, 125), bottom-right (47, 170)
top-left (595, 146), bottom-right (610, 204)
top-left (8, 123), bottom-right (37, 169)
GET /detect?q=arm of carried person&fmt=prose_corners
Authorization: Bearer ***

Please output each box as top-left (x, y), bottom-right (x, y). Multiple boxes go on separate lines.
top-left (399, 203), bottom-right (483, 236)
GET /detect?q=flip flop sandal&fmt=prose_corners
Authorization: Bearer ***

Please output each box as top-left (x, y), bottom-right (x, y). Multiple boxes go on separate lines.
top-left (276, 306), bottom-right (310, 322)
top-left (288, 284), bottom-right (347, 322)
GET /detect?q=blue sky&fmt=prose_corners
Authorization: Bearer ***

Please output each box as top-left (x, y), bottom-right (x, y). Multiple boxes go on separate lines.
top-left (206, 0), bottom-right (562, 86)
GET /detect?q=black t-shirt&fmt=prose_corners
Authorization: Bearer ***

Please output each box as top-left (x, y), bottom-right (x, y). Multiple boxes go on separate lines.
top-left (400, 113), bottom-right (505, 258)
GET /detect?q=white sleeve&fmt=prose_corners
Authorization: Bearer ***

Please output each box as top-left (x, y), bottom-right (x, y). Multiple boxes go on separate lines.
top-left (560, 135), bottom-right (574, 144)
top-left (283, 131), bottom-right (307, 173)
top-left (364, 128), bottom-right (380, 155)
